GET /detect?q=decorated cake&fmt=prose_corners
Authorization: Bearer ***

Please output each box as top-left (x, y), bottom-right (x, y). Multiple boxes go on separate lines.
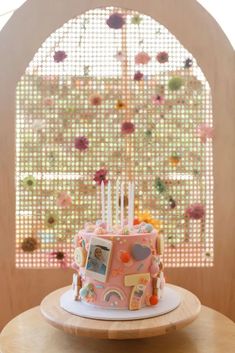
top-left (72, 181), bottom-right (165, 311)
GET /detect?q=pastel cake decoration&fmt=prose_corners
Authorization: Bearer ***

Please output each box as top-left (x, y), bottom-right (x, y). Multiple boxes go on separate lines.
top-left (72, 180), bottom-right (165, 311)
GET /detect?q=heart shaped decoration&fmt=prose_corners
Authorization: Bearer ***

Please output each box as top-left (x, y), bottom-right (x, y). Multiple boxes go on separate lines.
top-left (131, 243), bottom-right (151, 261)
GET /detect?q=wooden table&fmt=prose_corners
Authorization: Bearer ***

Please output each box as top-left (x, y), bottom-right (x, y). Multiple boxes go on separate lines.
top-left (1, 306), bottom-right (235, 353)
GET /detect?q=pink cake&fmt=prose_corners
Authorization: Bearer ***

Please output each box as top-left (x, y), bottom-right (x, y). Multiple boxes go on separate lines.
top-left (72, 221), bottom-right (165, 311)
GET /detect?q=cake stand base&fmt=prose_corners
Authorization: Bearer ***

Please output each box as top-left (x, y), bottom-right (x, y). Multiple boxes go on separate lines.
top-left (40, 284), bottom-right (201, 339)
top-left (60, 286), bottom-right (180, 320)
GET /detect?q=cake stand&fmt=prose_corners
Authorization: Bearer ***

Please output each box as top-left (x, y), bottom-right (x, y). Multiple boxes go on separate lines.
top-left (40, 284), bottom-right (201, 339)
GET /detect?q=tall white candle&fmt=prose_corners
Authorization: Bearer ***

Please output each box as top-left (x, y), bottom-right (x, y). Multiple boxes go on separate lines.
top-left (128, 181), bottom-right (132, 230)
top-left (115, 179), bottom-right (119, 225)
top-left (101, 181), bottom-right (105, 223)
top-left (121, 181), bottom-right (124, 227)
top-left (131, 182), bottom-right (135, 228)
top-left (107, 181), bottom-right (112, 231)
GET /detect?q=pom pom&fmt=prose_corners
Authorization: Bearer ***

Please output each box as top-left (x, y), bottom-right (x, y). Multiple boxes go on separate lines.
top-left (150, 295), bottom-right (158, 305)
top-left (120, 251), bottom-right (131, 263)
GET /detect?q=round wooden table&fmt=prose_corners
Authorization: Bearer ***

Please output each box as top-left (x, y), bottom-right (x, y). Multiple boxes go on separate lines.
top-left (1, 306), bottom-right (235, 353)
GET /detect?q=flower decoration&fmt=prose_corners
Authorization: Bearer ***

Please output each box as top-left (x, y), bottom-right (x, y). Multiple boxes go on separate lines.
top-left (134, 71), bottom-right (144, 81)
top-left (22, 176), bottom-right (36, 191)
top-left (56, 192), bottom-right (72, 208)
top-left (135, 51), bottom-right (151, 65)
top-left (137, 212), bottom-right (162, 231)
top-left (168, 76), bottom-right (184, 91)
top-left (21, 237), bottom-right (39, 252)
top-left (155, 177), bottom-right (167, 194)
top-left (114, 51), bottom-right (124, 62)
top-left (74, 136), bottom-right (89, 151)
top-left (121, 121), bottom-right (135, 135)
top-left (196, 124), bottom-right (213, 143)
top-left (106, 13), bottom-right (125, 29)
top-left (32, 119), bottom-right (44, 132)
top-left (49, 251), bottom-right (68, 269)
top-left (45, 212), bottom-right (58, 228)
top-left (185, 203), bottom-right (205, 220)
top-left (44, 97), bottom-right (54, 106)
top-left (169, 153), bottom-right (181, 166)
top-left (187, 76), bottom-right (202, 91)
top-left (89, 93), bottom-right (102, 106)
top-left (131, 14), bottom-right (142, 25)
top-left (152, 94), bottom-right (165, 105)
top-left (156, 51), bottom-right (169, 64)
top-left (53, 50), bottom-right (67, 63)
top-left (116, 99), bottom-right (126, 110)
top-left (93, 169), bottom-right (108, 185)
top-left (184, 58), bottom-right (193, 68)
top-left (145, 130), bottom-right (152, 137)
top-left (168, 197), bottom-right (177, 209)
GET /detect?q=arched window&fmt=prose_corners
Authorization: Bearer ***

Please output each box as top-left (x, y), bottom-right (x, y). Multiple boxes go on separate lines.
top-left (16, 7), bottom-right (213, 268)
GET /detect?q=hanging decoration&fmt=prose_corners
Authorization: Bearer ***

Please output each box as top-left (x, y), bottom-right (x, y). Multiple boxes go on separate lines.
top-left (15, 7), bottom-right (213, 268)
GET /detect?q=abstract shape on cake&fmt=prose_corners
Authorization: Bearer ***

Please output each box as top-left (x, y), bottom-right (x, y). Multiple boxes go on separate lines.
top-left (131, 243), bottom-right (151, 261)
top-left (79, 283), bottom-right (96, 303)
top-left (125, 273), bottom-right (150, 310)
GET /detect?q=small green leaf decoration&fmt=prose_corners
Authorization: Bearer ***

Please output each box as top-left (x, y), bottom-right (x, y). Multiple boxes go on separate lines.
top-left (155, 177), bottom-right (167, 194)
top-left (168, 76), bottom-right (184, 91)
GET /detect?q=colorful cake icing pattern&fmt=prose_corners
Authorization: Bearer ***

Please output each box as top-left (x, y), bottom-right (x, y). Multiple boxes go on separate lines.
top-left (72, 181), bottom-right (165, 311)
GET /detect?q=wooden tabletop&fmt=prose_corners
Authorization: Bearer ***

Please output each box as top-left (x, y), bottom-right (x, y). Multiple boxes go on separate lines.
top-left (1, 305), bottom-right (235, 353)
top-left (40, 285), bottom-right (201, 339)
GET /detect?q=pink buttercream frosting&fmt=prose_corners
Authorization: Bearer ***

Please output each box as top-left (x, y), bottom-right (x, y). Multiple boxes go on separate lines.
top-left (75, 229), bottom-right (162, 309)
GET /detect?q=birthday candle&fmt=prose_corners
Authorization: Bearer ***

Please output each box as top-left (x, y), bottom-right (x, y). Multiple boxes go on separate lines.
top-left (101, 181), bottom-right (105, 223)
top-left (115, 179), bottom-right (119, 226)
top-left (131, 182), bottom-right (135, 228)
top-left (121, 181), bottom-right (124, 227)
top-left (128, 181), bottom-right (132, 230)
top-left (107, 181), bottom-right (112, 231)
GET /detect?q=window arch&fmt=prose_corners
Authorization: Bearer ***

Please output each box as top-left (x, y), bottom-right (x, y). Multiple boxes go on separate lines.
top-left (16, 7), bottom-right (213, 268)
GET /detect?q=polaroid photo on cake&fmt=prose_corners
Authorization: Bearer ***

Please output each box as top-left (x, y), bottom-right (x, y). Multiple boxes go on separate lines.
top-left (85, 236), bottom-right (113, 283)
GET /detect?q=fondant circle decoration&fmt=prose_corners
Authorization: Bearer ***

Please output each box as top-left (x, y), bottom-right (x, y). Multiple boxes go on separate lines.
top-left (74, 247), bottom-right (87, 267)
top-left (131, 243), bottom-right (151, 261)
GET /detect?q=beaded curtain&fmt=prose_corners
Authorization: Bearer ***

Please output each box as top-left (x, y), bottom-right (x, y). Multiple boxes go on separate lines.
top-left (16, 7), bottom-right (213, 268)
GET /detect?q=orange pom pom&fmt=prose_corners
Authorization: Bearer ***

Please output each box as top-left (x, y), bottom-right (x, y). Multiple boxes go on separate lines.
top-left (133, 218), bottom-right (140, 225)
top-left (120, 251), bottom-right (131, 263)
top-left (150, 295), bottom-right (158, 305)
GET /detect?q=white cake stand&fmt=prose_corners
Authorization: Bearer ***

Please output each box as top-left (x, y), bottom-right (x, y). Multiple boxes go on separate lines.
top-left (60, 286), bottom-right (180, 320)
top-left (40, 284), bottom-right (201, 339)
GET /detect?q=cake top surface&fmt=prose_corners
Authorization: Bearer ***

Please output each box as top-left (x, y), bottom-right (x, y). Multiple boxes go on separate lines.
top-left (79, 220), bottom-right (158, 237)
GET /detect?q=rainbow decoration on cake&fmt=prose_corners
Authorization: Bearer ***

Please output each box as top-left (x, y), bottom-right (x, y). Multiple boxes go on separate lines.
top-left (72, 180), bottom-right (165, 311)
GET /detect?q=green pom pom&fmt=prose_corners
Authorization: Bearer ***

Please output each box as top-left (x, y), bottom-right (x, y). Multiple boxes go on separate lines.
top-left (155, 177), bottom-right (167, 194)
top-left (168, 76), bottom-right (184, 91)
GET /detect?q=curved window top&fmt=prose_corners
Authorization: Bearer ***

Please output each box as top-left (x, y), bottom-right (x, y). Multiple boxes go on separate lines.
top-left (16, 7), bottom-right (213, 268)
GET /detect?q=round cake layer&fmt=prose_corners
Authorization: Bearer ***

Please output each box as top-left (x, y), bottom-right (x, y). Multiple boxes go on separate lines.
top-left (74, 231), bottom-right (164, 309)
